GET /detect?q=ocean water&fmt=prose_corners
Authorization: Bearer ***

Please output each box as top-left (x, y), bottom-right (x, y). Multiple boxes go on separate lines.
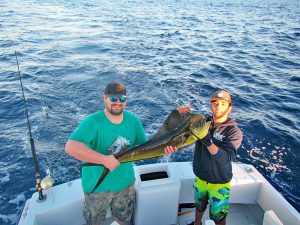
top-left (0, 0), bottom-right (299, 224)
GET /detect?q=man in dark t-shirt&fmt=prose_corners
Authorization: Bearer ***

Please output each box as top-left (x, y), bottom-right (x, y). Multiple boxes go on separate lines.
top-left (188, 90), bottom-right (243, 225)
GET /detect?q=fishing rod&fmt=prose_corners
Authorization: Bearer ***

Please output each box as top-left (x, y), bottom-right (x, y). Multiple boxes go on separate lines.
top-left (15, 51), bottom-right (45, 201)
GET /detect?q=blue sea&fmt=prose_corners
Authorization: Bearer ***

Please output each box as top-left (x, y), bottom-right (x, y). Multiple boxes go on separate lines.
top-left (0, 0), bottom-right (299, 224)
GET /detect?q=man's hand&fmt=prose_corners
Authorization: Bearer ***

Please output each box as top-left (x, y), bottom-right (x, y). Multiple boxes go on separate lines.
top-left (164, 146), bottom-right (178, 155)
top-left (177, 105), bottom-right (191, 113)
top-left (103, 155), bottom-right (120, 171)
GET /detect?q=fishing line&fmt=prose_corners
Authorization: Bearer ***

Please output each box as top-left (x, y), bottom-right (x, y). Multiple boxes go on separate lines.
top-left (15, 51), bottom-right (45, 201)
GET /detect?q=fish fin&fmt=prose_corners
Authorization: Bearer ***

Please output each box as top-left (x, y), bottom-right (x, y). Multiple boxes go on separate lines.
top-left (91, 167), bottom-right (110, 193)
top-left (152, 110), bottom-right (191, 140)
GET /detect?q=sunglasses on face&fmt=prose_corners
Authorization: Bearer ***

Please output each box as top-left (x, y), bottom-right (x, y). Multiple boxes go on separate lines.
top-left (109, 96), bottom-right (127, 103)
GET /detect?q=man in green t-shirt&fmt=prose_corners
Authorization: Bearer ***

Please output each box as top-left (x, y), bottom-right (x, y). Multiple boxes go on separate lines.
top-left (65, 82), bottom-right (176, 225)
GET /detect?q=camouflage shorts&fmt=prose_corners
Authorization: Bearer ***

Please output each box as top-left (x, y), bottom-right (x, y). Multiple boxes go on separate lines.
top-left (83, 184), bottom-right (135, 225)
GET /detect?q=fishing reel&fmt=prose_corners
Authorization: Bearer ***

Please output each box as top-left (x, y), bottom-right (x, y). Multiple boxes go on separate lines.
top-left (41, 169), bottom-right (54, 190)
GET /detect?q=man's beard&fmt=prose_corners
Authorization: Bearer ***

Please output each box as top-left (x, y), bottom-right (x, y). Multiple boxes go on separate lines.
top-left (106, 103), bottom-right (124, 116)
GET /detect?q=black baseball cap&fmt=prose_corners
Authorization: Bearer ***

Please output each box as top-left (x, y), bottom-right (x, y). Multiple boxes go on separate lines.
top-left (104, 82), bottom-right (127, 96)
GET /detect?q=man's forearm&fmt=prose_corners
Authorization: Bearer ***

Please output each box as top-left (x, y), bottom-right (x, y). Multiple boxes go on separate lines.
top-left (65, 140), bottom-right (106, 164)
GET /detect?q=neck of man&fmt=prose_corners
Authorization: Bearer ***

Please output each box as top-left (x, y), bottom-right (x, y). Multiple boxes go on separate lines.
top-left (213, 116), bottom-right (229, 125)
top-left (104, 108), bottom-right (123, 124)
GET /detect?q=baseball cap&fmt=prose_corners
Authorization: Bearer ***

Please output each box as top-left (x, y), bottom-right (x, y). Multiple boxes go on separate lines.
top-left (104, 82), bottom-right (127, 96)
top-left (210, 90), bottom-right (231, 104)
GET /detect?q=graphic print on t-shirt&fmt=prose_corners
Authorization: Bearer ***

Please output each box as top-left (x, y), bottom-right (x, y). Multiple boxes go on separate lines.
top-left (108, 136), bottom-right (130, 154)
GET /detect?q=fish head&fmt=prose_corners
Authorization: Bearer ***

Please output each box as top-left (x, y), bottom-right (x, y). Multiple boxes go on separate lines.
top-left (189, 114), bottom-right (211, 140)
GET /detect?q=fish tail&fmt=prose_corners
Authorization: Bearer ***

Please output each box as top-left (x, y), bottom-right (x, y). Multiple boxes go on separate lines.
top-left (91, 167), bottom-right (110, 193)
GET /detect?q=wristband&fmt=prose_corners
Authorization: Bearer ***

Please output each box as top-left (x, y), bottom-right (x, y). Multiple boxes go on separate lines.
top-left (202, 138), bottom-right (213, 147)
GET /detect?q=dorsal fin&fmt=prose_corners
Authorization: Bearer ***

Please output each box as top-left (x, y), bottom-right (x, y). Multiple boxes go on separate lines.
top-left (151, 110), bottom-right (191, 140)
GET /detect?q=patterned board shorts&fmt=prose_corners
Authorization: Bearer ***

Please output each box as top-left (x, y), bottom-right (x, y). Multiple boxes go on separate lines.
top-left (194, 177), bottom-right (231, 224)
top-left (83, 184), bottom-right (135, 225)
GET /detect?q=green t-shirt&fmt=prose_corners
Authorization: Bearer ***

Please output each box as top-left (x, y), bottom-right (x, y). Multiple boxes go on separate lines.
top-left (69, 110), bottom-right (147, 192)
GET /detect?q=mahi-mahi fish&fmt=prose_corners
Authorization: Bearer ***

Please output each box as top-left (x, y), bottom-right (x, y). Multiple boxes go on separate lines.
top-left (83, 110), bottom-right (211, 192)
